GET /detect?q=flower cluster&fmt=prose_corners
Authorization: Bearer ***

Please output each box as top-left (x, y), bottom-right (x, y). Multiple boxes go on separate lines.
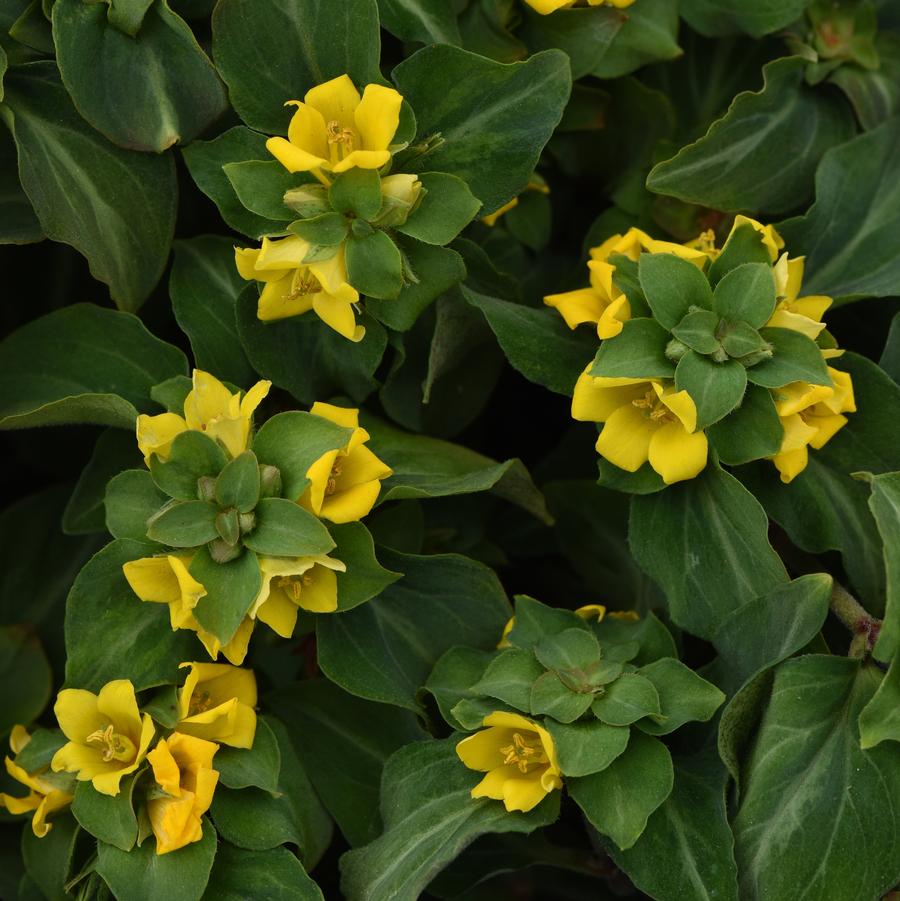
top-left (546, 218), bottom-right (856, 486)
top-left (2, 665), bottom-right (256, 855)
top-left (120, 370), bottom-right (392, 664)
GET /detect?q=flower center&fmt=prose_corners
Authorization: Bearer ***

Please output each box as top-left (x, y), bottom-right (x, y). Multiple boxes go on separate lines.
top-left (632, 389), bottom-right (673, 423)
top-left (499, 732), bottom-right (545, 774)
top-left (287, 268), bottom-right (321, 301)
top-left (274, 572), bottom-right (314, 603)
top-left (325, 459), bottom-right (343, 496)
top-left (85, 724), bottom-right (136, 763)
top-left (326, 120), bottom-right (356, 163)
top-left (188, 689), bottom-right (214, 716)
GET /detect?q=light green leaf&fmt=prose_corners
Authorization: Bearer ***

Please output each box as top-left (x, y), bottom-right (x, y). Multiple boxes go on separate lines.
top-left (674, 352), bottom-right (747, 430)
top-left (149, 431), bottom-right (228, 501)
top-left (544, 719), bottom-right (629, 777)
top-left (0, 304), bottom-right (186, 430)
top-left (396, 172), bottom-right (481, 245)
top-left (376, 0), bottom-right (461, 45)
top-left (471, 648), bottom-right (544, 711)
top-left (647, 57), bottom-right (855, 215)
top-left (331, 521), bottom-right (401, 612)
top-left (745, 327), bottom-right (831, 388)
top-left (1, 62), bottom-right (177, 310)
top-left (202, 843), bottom-right (324, 901)
top-left (638, 252), bottom-right (713, 329)
top-left (71, 775), bottom-right (138, 851)
top-left (711, 262), bottom-right (776, 328)
top-left (426, 647), bottom-right (496, 732)
top-left (392, 46), bottom-right (571, 213)
top-left (869, 472), bottom-right (900, 664)
top-left (636, 658), bottom-right (725, 735)
top-left (346, 229), bottom-right (404, 300)
top-left (225, 159), bottom-right (309, 223)
top-left (680, 0), bottom-right (814, 40)
top-left (591, 673), bottom-right (661, 726)
top-left (708, 383), bottom-right (783, 465)
top-left (190, 546), bottom-right (261, 644)
top-left (590, 0), bottom-right (681, 78)
top-left (214, 716), bottom-right (281, 793)
top-left (242, 498), bottom-right (334, 557)
top-left (590, 318), bottom-right (675, 380)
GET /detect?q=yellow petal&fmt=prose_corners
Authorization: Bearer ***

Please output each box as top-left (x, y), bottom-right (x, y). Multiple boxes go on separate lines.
top-left (320, 481), bottom-right (382, 523)
top-left (308, 248), bottom-right (354, 295)
top-left (338, 444), bottom-right (393, 488)
top-left (544, 288), bottom-right (605, 330)
top-left (300, 448), bottom-right (339, 514)
top-left (792, 295), bottom-right (832, 322)
top-left (772, 382), bottom-right (833, 417)
top-left (234, 246), bottom-right (262, 281)
top-left (296, 565), bottom-right (339, 614)
top-left (257, 274), bottom-right (312, 321)
top-left (10, 725), bottom-right (31, 756)
top-left (575, 604), bottom-right (606, 621)
top-left (97, 680), bottom-right (142, 739)
top-left (312, 291), bottom-right (365, 341)
top-left (53, 690), bottom-right (104, 744)
top-left (772, 446), bottom-right (808, 483)
top-left (647, 422), bottom-right (708, 484)
top-left (766, 308), bottom-right (826, 340)
top-left (31, 790), bottom-right (72, 837)
top-left (470, 764), bottom-right (521, 800)
top-left (331, 149), bottom-right (392, 173)
top-left (136, 412), bottom-right (188, 465)
top-left (286, 100), bottom-right (329, 161)
top-left (523, 0), bottom-right (575, 12)
top-left (256, 590), bottom-right (300, 638)
top-left (354, 84), bottom-right (403, 152)
top-left (823, 367), bottom-right (856, 414)
top-left (654, 383), bottom-right (699, 433)
top-left (148, 737), bottom-right (182, 797)
top-left (305, 75), bottom-right (362, 132)
top-left (595, 403), bottom-right (654, 472)
top-left (500, 773), bottom-right (551, 813)
top-left (256, 236), bottom-right (311, 272)
top-left (778, 412), bottom-right (819, 453)
top-left (183, 371), bottom-right (236, 432)
top-left (808, 413), bottom-right (848, 449)
top-left (240, 380), bottom-right (271, 419)
top-left (482, 711), bottom-right (541, 732)
top-left (571, 370), bottom-right (646, 423)
top-left (457, 728), bottom-right (517, 771)
top-left (596, 294), bottom-right (631, 340)
top-left (266, 136), bottom-right (327, 173)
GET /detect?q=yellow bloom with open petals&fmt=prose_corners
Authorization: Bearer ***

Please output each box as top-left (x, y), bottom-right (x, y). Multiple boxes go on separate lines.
top-left (175, 662), bottom-right (257, 749)
top-left (123, 554), bottom-right (206, 631)
top-left (136, 370), bottom-right (270, 464)
top-left (51, 681), bottom-right (154, 796)
top-left (236, 237), bottom-right (363, 342)
top-left (0, 728), bottom-right (74, 838)
top-left (457, 712), bottom-right (562, 813)
top-left (572, 369), bottom-right (708, 484)
top-left (267, 75), bottom-right (403, 183)
top-left (770, 367), bottom-right (856, 483)
top-left (250, 554), bottom-right (347, 636)
top-left (524, 0), bottom-right (634, 12)
top-left (766, 253), bottom-right (832, 340)
top-left (299, 403), bottom-right (392, 523)
top-left (147, 732), bottom-right (219, 855)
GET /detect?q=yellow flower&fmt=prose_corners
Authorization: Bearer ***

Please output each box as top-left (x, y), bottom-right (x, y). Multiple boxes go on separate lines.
top-left (122, 556), bottom-right (253, 666)
top-left (770, 367), bottom-right (856, 483)
top-left (456, 711), bottom-right (562, 812)
top-left (51, 680), bottom-right (154, 796)
top-left (524, 0), bottom-right (634, 12)
top-left (572, 368), bottom-right (708, 484)
top-left (267, 75), bottom-right (404, 183)
top-left (298, 402), bottom-right (392, 523)
top-left (482, 176), bottom-right (550, 227)
top-left (175, 663), bottom-right (257, 749)
top-left (136, 370), bottom-right (270, 464)
top-left (378, 173), bottom-right (423, 225)
top-left (250, 554), bottom-right (347, 635)
top-left (0, 727), bottom-right (74, 837)
top-left (766, 253), bottom-right (832, 340)
top-left (682, 228), bottom-right (720, 261)
top-left (147, 732), bottom-right (219, 855)
top-left (235, 237), bottom-right (363, 342)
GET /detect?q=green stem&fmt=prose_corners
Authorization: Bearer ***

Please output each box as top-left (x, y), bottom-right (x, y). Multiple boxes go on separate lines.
top-left (830, 583), bottom-right (881, 658)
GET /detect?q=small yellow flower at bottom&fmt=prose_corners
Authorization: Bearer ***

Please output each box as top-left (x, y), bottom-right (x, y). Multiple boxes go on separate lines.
top-left (51, 680), bottom-right (155, 796)
top-left (147, 732), bottom-right (219, 855)
top-left (0, 727), bottom-right (74, 837)
top-left (524, 0), bottom-right (634, 13)
top-left (175, 662), bottom-right (257, 749)
top-left (572, 368), bottom-right (708, 484)
top-left (456, 712), bottom-right (562, 813)
top-left (299, 402), bottom-right (393, 523)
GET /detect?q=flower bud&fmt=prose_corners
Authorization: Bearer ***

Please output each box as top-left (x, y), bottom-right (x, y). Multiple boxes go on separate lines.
top-left (282, 184), bottom-right (330, 218)
top-left (208, 538), bottom-right (242, 564)
top-left (197, 476), bottom-right (217, 503)
top-left (258, 464), bottom-right (282, 499)
top-left (215, 508), bottom-right (240, 547)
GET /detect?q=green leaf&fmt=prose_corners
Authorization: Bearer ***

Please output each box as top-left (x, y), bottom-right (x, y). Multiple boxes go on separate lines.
top-left (464, 288), bottom-right (597, 396)
top-left (733, 657), bottom-right (900, 900)
top-left (675, 352), bottom-right (747, 430)
top-left (828, 34), bottom-right (900, 131)
top-left (96, 817), bottom-right (217, 901)
top-left (708, 383), bottom-right (783, 465)
top-left (242, 498), bottom-right (335, 557)
top-left (529, 670), bottom-right (593, 723)
top-left (745, 328), bottom-right (831, 388)
top-left (21, 814), bottom-right (80, 901)
top-left (778, 116), bottom-right (900, 302)
top-left (544, 719), bottom-right (629, 777)
top-left (392, 46), bottom-right (571, 213)
top-left (65, 539), bottom-right (198, 692)
top-left (711, 262), bottom-right (776, 328)
top-left (236, 287), bottom-right (388, 406)
top-left (706, 222), bottom-right (772, 286)
top-left (214, 716), bottom-right (281, 793)
top-left (396, 172), bottom-right (481, 245)
top-left (671, 309), bottom-right (721, 355)
top-left (211, 0), bottom-right (381, 134)
top-left (202, 843), bottom-right (324, 901)
top-left (289, 211), bottom-right (349, 249)
top-left (870, 472), bottom-right (900, 664)
top-left (146, 499), bottom-right (218, 547)
top-left (426, 647), bottom-right (496, 731)
top-left (366, 241), bottom-right (466, 331)
top-left (1, 62), bottom-right (177, 310)
top-left (590, 318), bottom-right (675, 380)
top-left (340, 738), bottom-right (560, 901)
top-left (328, 521), bottom-right (400, 612)
top-left (346, 229), bottom-right (404, 299)
top-left (609, 752), bottom-right (739, 901)
top-left (71, 776), bottom-right (138, 851)
top-left (0, 626), bottom-right (51, 739)
top-left (150, 431), bottom-right (228, 501)
top-left (636, 658), bottom-right (725, 735)
top-left (507, 595), bottom-right (589, 651)
top-left (328, 168), bottom-right (382, 220)
top-left (569, 730), bottom-right (674, 851)
top-left (535, 629), bottom-right (622, 689)
top-left (591, 673), bottom-right (661, 726)
top-left (317, 549), bottom-right (510, 711)
top-left (0, 126), bottom-right (42, 244)
top-left (647, 57), bottom-right (855, 215)
top-left (271, 678), bottom-right (428, 846)
top-left (189, 546), bottom-right (261, 644)
top-left (638, 253), bottom-right (713, 329)
top-left (251, 411), bottom-right (351, 501)
top-left (376, 0), bottom-right (461, 45)
top-left (64, 429), bottom-right (141, 535)
top-left (0, 304), bottom-right (186, 430)
top-left (470, 648), bottom-right (544, 711)
top-left (52, 0), bottom-right (226, 152)
top-left (215, 451), bottom-right (260, 513)
top-left (589, 0), bottom-right (681, 78)
top-left (629, 463), bottom-right (787, 639)
top-left (182, 126), bottom-right (277, 239)
top-left (210, 717), bottom-right (331, 868)
top-left (859, 657), bottom-right (900, 749)
top-left (364, 413), bottom-right (551, 523)
top-left (224, 159), bottom-right (307, 223)
top-left (720, 320), bottom-right (766, 359)
top-left (679, 0), bottom-right (807, 36)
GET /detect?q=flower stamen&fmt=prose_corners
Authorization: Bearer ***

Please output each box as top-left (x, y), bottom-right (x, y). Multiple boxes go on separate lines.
top-left (85, 724), bottom-right (135, 763)
top-left (499, 732), bottom-right (543, 774)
